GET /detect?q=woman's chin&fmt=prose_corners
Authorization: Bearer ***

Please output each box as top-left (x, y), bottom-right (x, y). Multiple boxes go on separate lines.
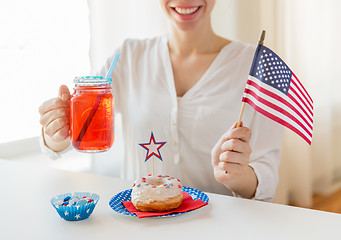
top-left (170, 21), bottom-right (197, 32)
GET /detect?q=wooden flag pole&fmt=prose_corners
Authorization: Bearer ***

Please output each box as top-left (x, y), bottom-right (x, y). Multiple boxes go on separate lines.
top-left (236, 30), bottom-right (266, 128)
top-left (152, 156), bottom-right (155, 176)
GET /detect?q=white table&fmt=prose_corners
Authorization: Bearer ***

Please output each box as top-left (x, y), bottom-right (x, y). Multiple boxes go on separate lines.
top-left (1, 159), bottom-right (339, 240)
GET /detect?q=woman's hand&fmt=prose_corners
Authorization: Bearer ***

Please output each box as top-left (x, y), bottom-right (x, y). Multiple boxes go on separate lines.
top-left (211, 122), bottom-right (257, 198)
top-left (38, 85), bottom-right (71, 151)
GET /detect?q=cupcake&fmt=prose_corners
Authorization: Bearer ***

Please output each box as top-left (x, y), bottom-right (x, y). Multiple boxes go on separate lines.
top-left (51, 192), bottom-right (100, 221)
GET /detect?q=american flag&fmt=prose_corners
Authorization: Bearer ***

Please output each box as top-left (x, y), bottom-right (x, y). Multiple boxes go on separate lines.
top-left (242, 45), bottom-right (313, 145)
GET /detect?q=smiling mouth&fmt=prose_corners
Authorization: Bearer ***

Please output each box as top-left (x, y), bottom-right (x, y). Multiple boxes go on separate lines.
top-left (172, 6), bottom-right (201, 15)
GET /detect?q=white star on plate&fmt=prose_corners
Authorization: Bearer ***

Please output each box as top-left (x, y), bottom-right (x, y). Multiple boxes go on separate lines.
top-left (64, 211), bottom-right (69, 216)
top-left (86, 209), bottom-right (90, 213)
top-left (75, 214), bottom-right (80, 219)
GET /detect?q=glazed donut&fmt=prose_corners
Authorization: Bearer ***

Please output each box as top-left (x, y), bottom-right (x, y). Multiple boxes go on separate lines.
top-left (131, 175), bottom-right (183, 212)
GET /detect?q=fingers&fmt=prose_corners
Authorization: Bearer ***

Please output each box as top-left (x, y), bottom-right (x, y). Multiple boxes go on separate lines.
top-left (39, 97), bottom-right (70, 116)
top-left (40, 108), bottom-right (70, 127)
top-left (224, 126), bottom-right (251, 143)
top-left (58, 84), bottom-right (71, 102)
top-left (53, 125), bottom-right (70, 141)
top-left (39, 106), bottom-right (70, 142)
top-left (221, 138), bottom-right (252, 155)
top-left (218, 161), bottom-right (248, 176)
top-left (39, 85), bottom-right (71, 142)
top-left (213, 122), bottom-right (252, 170)
top-left (219, 149), bottom-right (250, 164)
top-left (45, 124), bottom-right (70, 142)
top-left (43, 116), bottom-right (70, 136)
top-left (38, 85), bottom-right (71, 115)
top-left (218, 127), bottom-right (251, 165)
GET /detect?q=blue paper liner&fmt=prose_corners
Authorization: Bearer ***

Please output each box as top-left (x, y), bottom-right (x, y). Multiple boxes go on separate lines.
top-left (51, 192), bottom-right (100, 221)
top-left (109, 186), bottom-right (209, 218)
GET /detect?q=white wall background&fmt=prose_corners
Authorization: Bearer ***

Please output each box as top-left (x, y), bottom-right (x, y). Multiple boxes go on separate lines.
top-left (0, 0), bottom-right (90, 143)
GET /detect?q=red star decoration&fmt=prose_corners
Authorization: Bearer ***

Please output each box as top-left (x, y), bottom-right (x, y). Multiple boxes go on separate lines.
top-left (139, 132), bottom-right (167, 162)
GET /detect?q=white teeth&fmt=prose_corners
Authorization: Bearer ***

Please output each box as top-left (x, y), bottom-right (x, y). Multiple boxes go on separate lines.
top-left (174, 7), bottom-right (199, 15)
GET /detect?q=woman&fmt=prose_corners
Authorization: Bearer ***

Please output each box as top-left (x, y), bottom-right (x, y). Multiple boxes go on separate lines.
top-left (39, 0), bottom-right (283, 201)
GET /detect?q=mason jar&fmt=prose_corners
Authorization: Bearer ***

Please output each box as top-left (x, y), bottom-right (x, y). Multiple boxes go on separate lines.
top-left (70, 76), bottom-right (114, 152)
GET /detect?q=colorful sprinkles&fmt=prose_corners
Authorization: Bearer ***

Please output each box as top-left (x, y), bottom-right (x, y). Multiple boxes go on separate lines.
top-left (132, 175), bottom-right (182, 189)
top-left (54, 196), bottom-right (94, 207)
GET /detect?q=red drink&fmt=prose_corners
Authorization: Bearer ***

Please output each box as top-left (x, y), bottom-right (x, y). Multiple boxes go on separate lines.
top-left (70, 76), bottom-right (114, 152)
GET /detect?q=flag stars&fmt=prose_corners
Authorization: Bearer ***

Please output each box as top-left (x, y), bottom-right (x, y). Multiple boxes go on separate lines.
top-left (252, 46), bottom-right (293, 95)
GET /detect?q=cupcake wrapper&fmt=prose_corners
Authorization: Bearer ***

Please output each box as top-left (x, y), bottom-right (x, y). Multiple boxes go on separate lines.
top-left (51, 192), bottom-right (100, 221)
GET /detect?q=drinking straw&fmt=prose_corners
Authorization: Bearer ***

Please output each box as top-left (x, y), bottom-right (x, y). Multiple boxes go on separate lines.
top-left (74, 54), bottom-right (120, 149)
top-left (106, 53), bottom-right (120, 79)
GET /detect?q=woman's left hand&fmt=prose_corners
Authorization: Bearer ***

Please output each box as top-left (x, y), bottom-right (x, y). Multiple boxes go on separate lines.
top-left (211, 121), bottom-right (253, 188)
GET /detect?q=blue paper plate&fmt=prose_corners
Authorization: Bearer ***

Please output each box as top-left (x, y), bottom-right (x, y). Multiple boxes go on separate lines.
top-left (109, 186), bottom-right (209, 218)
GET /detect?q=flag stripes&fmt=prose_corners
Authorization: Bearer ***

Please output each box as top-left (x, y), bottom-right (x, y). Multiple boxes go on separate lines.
top-left (242, 97), bottom-right (312, 144)
top-left (243, 76), bottom-right (313, 144)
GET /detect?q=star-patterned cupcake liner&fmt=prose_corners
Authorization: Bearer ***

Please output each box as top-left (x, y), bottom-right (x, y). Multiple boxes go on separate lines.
top-left (51, 192), bottom-right (100, 221)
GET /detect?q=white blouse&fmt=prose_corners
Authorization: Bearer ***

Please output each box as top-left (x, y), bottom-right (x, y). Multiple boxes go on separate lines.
top-left (97, 36), bottom-right (283, 201)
